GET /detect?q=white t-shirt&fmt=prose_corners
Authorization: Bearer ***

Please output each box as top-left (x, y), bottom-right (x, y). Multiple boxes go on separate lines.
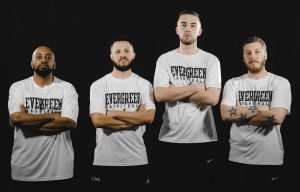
top-left (221, 73), bottom-right (291, 165)
top-left (8, 76), bottom-right (79, 181)
top-left (153, 49), bottom-right (221, 143)
top-left (90, 73), bottom-right (155, 166)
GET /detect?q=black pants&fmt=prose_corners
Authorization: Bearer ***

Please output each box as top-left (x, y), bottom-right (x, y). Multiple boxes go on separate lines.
top-left (90, 164), bottom-right (149, 192)
top-left (151, 141), bottom-right (217, 192)
top-left (224, 161), bottom-right (283, 192)
top-left (9, 178), bottom-right (74, 192)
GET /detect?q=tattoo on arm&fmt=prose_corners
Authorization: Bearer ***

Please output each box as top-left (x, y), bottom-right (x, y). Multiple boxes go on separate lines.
top-left (248, 105), bottom-right (258, 113)
top-left (262, 115), bottom-right (276, 126)
top-left (236, 113), bottom-right (248, 126)
top-left (228, 107), bottom-right (238, 116)
top-left (255, 115), bottom-right (276, 135)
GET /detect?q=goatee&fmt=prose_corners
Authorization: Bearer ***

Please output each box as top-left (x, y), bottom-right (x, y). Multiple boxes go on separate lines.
top-left (113, 62), bottom-right (133, 72)
top-left (34, 68), bottom-right (52, 77)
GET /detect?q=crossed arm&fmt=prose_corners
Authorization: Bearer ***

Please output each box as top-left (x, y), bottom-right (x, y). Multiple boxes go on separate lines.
top-left (154, 82), bottom-right (220, 106)
top-left (90, 104), bottom-right (155, 130)
top-left (10, 105), bottom-right (76, 133)
top-left (220, 104), bottom-right (288, 127)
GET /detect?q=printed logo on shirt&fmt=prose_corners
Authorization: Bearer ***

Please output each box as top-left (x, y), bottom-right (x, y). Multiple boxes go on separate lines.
top-left (170, 66), bottom-right (206, 83)
top-left (238, 91), bottom-right (272, 106)
top-left (105, 92), bottom-right (140, 110)
top-left (24, 97), bottom-right (62, 114)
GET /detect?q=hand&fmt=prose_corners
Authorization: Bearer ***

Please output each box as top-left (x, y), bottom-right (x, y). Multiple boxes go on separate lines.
top-left (51, 113), bottom-right (61, 119)
top-left (191, 82), bottom-right (205, 92)
top-left (19, 104), bottom-right (27, 113)
top-left (256, 105), bottom-right (270, 112)
top-left (106, 110), bottom-right (119, 117)
top-left (137, 104), bottom-right (146, 111)
top-left (169, 83), bottom-right (175, 87)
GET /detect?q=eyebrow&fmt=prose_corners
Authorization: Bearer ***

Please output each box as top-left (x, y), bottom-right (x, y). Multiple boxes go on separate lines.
top-left (180, 21), bottom-right (197, 25)
top-left (35, 53), bottom-right (52, 57)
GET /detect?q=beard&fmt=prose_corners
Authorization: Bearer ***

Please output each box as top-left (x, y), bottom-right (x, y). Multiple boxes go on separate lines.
top-left (33, 65), bottom-right (53, 77)
top-left (247, 60), bottom-right (266, 73)
top-left (180, 36), bottom-right (197, 45)
top-left (112, 59), bottom-right (133, 72)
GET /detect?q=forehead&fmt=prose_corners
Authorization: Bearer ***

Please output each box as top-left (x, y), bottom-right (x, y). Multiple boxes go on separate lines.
top-left (111, 41), bottom-right (133, 50)
top-left (243, 42), bottom-right (263, 51)
top-left (178, 14), bottom-right (200, 24)
top-left (33, 47), bottom-right (53, 55)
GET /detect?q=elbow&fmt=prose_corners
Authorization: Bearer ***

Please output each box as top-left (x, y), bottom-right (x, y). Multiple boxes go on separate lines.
top-left (10, 113), bottom-right (21, 125)
top-left (220, 114), bottom-right (228, 122)
top-left (144, 113), bottom-right (155, 125)
top-left (274, 116), bottom-right (285, 125)
top-left (69, 121), bottom-right (77, 129)
top-left (145, 116), bottom-right (155, 125)
top-left (92, 121), bottom-right (101, 128)
top-left (154, 94), bottom-right (165, 103)
top-left (154, 89), bottom-right (168, 103)
top-left (205, 97), bottom-right (219, 106)
top-left (209, 99), bottom-right (219, 106)
top-left (220, 108), bottom-right (229, 122)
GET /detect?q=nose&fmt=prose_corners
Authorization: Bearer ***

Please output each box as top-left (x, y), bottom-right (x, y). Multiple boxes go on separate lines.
top-left (185, 26), bottom-right (191, 32)
top-left (248, 52), bottom-right (256, 60)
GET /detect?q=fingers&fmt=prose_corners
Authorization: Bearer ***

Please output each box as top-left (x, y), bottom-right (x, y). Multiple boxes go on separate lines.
top-left (19, 104), bottom-right (26, 113)
top-left (191, 82), bottom-right (205, 92)
top-left (137, 104), bottom-right (146, 111)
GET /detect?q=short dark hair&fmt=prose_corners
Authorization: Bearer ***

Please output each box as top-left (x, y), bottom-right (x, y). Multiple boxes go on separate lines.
top-left (110, 36), bottom-right (134, 52)
top-left (178, 10), bottom-right (201, 27)
top-left (242, 36), bottom-right (267, 54)
top-left (178, 10), bottom-right (200, 20)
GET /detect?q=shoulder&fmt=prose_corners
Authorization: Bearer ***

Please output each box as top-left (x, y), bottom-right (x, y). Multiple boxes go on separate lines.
top-left (269, 73), bottom-right (290, 86)
top-left (132, 73), bottom-right (152, 86)
top-left (91, 74), bottom-right (110, 87)
top-left (198, 49), bottom-right (220, 63)
top-left (54, 77), bottom-right (76, 90)
top-left (10, 77), bottom-right (32, 89)
top-left (224, 75), bottom-right (246, 85)
top-left (157, 49), bottom-right (177, 61)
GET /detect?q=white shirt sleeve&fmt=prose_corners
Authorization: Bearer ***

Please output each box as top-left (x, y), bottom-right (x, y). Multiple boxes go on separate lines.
top-left (153, 56), bottom-right (170, 88)
top-left (61, 84), bottom-right (79, 123)
top-left (90, 80), bottom-right (106, 115)
top-left (141, 81), bottom-right (156, 110)
top-left (8, 82), bottom-right (24, 115)
top-left (205, 56), bottom-right (222, 89)
top-left (221, 79), bottom-right (237, 106)
top-left (270, 78), bottom-right (291, 114)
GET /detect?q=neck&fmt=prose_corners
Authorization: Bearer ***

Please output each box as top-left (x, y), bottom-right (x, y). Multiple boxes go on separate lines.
top-left (247, 68), bottom-right (268, 80)
top-left (33, 73), bottom-right (53, 87)
top-left (111, 68), bottom-right (132, 79)
top-left (178, 41), bottom-right (198, 55)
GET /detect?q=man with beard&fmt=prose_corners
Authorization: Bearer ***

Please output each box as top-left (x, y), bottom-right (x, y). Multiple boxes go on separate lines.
top-left (153, 10), bottom-right (221, 191)
top-left (8, 46), bottom-right (79, 191)
top-left (89, 36), bottom-right (155, 192)
top-left (220, 36), bottom-right (291, 191)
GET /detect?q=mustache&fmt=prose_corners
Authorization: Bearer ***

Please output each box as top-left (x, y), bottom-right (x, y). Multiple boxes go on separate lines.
top-left (39, 61), bottom-right (49, 65)
top-left (249, 60), bottom-right (259, 64)
top-left (119, 57), bottom-right (128, 62)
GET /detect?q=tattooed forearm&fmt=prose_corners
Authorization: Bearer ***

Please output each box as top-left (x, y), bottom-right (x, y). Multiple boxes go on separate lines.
top-left (262, 115), bottom-right (276, 126)
top-left (248, 105), bottom-right (258, 113)
top-left (228, 107), bottom-right (238, 116)
top-left (236, 113), bottom-right (248, 126)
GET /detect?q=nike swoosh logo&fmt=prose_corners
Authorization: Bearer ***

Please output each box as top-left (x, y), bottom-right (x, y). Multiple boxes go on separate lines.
top-left (271, 177), bottom-right (279, 181)
top-left (206, 158), bottom-right (214, 163)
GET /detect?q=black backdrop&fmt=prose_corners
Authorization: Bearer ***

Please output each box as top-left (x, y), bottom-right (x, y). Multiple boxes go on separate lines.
top-left (1, 0), bottom-right (299, 190)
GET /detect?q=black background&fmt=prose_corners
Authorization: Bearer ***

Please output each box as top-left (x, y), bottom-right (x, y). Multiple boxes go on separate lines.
top-left (1, 0), bottom-right (299, 190)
